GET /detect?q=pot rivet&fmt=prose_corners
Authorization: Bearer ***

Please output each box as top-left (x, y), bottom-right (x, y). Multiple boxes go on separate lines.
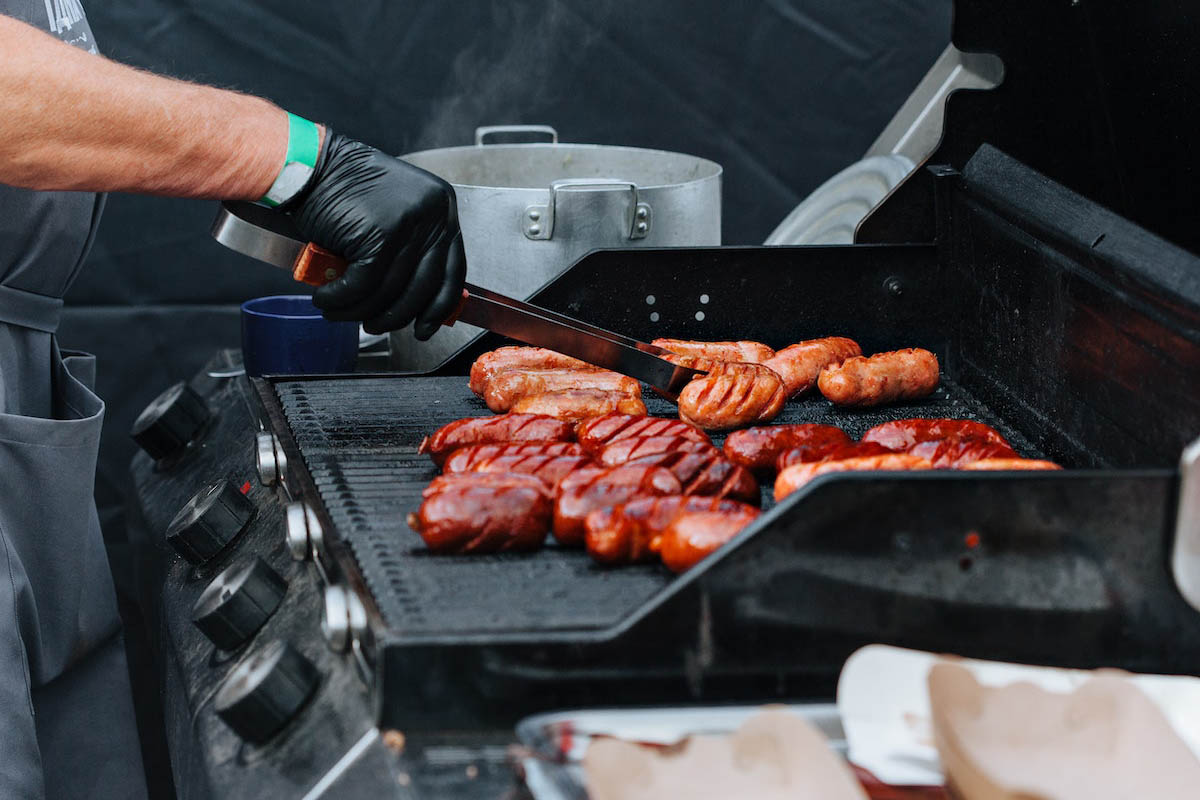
top-left (528, 224), bottom-right (541, 236)
top-left (636, 222), bottom-right (649, 234)
top-left (636, 208), bottom-right (649, 220)
top-left (528, 210), bottom-right (541, 221)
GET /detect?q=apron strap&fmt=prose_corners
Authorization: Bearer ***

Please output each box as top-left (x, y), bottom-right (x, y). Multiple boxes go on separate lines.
top-left (0, 284), bottom-right (63, 333)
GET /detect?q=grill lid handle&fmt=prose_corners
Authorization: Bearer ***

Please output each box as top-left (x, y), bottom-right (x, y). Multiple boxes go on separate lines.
top-left (1171, 436), bottom-right (1200, 613)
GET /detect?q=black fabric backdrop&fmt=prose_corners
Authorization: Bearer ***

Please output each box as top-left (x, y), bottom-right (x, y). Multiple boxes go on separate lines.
top-left (58, 0), bottom-right (951, 539)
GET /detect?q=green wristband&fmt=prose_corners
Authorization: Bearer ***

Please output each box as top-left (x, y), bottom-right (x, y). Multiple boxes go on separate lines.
top-left (259, 112), bottom-right (321, 207)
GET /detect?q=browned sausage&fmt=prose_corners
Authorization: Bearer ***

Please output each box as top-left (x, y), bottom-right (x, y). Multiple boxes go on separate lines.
top-left (658, 507), bottom-right (761, 573)
top-left (584, 495), bottom-right (755, 565)
top-left (576, 413), bottom-right (710, 455)
top-left (722, 423), bottom-right (853, 476)
top-left (907, 436), bottom-right (1019, 468)
top-left (472, 453), bottom-right (595, 488)
top-left (774, 454), bottom-right (933, 501)
top-left (596, 435), bottom-right (717, 467)
top-left (510, 389), bottom-right (647, 422)
top-left (483, 368), bottom-right (642, 413)
top-left (775, 440), bottom-right (896, 471)
top-left (408, 472), bottom-right (551, 553)
top-left (419, 413), bottom-right (575, 467)
top-left (960, 458), bottom-right (1062, 471)
top-left (651, 338), bottom-right (775, 363)
top-left (468, 346), bottom-right (591, 396)
top-left (762, 336), bottom-right (862, 397)
top-left (627, 450), bottom-right (760, 505)
top-left (817, 348), bottom-right (940, 407)
top-left (553, 464), bottom-right (682, 546)
top-left (860, 418), bottom-right (1010, 450)
top-left (677, 362), bottom-right (788, 431)
top-left (442, 442), bottom-right (586, 474)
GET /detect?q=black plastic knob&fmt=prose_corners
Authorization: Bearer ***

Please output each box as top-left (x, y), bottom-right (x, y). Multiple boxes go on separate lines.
top-left (214, 640), bottom-right (320, 744)
top-left (130, 381), bottom-right (211, 461)
top-left (166, 480), bottom-right (254, 564)
top-left (192, 558), bottom-right (287, 650)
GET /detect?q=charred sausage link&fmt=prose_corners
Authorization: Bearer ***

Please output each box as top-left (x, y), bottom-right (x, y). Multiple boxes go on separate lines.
top-left (658, 507), bottom-right (762, 573)
top-left (510, 389), bottom-right (648, 422)
top-left (584, 495), bottom-right (755, 565)
top-left (626, 450), bottom-right (760, 505)
top-left (471, 453), bottom-right (595, 488)
top-left (468, 346), bottom-right (591, 396)
top-left (722, 423), bottom-right (853, 476)
top-left (483, 368), bottom-right (641, 413)
top-left (817, 348), bottom-right (940, 407)
top-left (409, 472), bottom-right (551, 553)
top-left (860, 418), bottom-right (1010, 450)
top-left (907, 436), bottom-right (1019, 468)
top-left (553, 464), bottom-right (682, 546)
top-left (960, 458), bottom-right (1062, 471)
top-left (677, 362), bottom-right (788, 431)
top-left (419, 413), bottom-right (575, 467)
top-left (775, 441), bottom-right (896, 471)
top-left (441, 442), bottom-right (586, 474)
top-left (576, 413), bottom-right (710, 455)
top-left (651, 338), bottom-right (775, 364)
top-left (596, 435), bottom-right (718, 467)
top-left (774, 454), bottom-right (933, 501)
top-left (762, 336), bottom-right (862, 398)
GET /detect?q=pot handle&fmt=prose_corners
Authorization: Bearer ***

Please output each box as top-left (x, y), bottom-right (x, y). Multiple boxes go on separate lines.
top-left (524, 179), bottom-right (652, 241)
top-left (475, 125), bottom-right (558, 146)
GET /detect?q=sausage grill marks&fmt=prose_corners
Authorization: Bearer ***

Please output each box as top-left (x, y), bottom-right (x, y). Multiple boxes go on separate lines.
top-left (468, 346), bottom-right (590, 396)
top-left (471, 453), bottom-right (596, 488)
top-left (817, 348), bottom-right (940, 407)
top-left (483, 368), bottom-right (642, 413)
top-left (907, 436), bottom-right (1019, 468)
top-left (419, 413), bottom-right (575, 467)
top-left (651, 338), bottom-right (775, 364)
top-left (626, 450), bottom-right (760, 505)
top-left (762, 336), bottom-right (862, 398)
top-left (677, 361), bottom-right (788, 431)
top-left (409, 472), bottom-right (552, 554)
top-left (585, 496), bottom-right (757, 565)
top-left (576, 412), bottom-right (710, 455)
top-left (511, 389), bottom-right (648, 422)
top-left (775, 441), bottom-right (896, 471)
top-left (553, 464), bottom-right (683, 546)
top-left (441, 442), bottom-right (586, 474)
top-left (596, 435), bottom-right (717, 467)
top-left (774, 454), bottom-right (934, 501)
top-left (658, 507), bottom-right (762, 573)
top-left (861, 418), bottom-right (1010, 450)
top-left (723, 423), bottom-right (853, 476)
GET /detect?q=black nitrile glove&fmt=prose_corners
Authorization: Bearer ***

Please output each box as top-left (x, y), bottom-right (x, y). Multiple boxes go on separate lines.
top-left (288, 132), bottom-right (466, 339)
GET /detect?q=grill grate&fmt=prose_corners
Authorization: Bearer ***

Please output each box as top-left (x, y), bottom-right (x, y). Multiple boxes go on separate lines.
top-left (274, 375), bottom-right (1040, 636)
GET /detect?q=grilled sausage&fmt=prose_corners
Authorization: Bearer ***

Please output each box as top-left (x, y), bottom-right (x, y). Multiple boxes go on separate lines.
top-left (627, 450), bottom-right (760, 505)
top-left (468, 346), bottom-right (591, 396)
top-left (722, 423), bottom-right (853, 476)
top-left (409, 473), bottom-right (551, 553)
top-left (576, 413), bottom-right (710, 455)
top-left (597, 435), bottom-right (717, 467)
top-left (510, 389), bottom-right (647, 422)
top-left (658, 507), bottom-right (761, 573)
top-left (774, 454), bottom-right (933, 501)
top-left (472, 453), bottom-right (595, 488)
top-left (442, 441), bottom-right (586, 474)
top-left (677, 362), bottom-right (788, 431)
top-left (419, 413), bottom-right (575, 467)
top-left (817, 348), bottom-right (940, 407)
top-left (553, 464), bottom-right (682, 546)
top-left (860, 418), bottom-right (1010, 450)
top-left (483, 368), bottom-right (642, 413)
top-left (960, 458), bottom-right (1062, 471)
top-left (651, 338), bottom-right (775, 364)
top-left (584, 495), bottom-right (755, 565)
top-left (775, 440), bottom-right (896, 471)
top-left (762, 336), bottom-right (862, 397)
top-left (907, 436), bottom-right (1019, 468)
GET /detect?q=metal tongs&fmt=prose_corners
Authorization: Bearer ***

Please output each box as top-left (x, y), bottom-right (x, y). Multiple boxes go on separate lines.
top-left (211, 202), bottom-right (702, 396)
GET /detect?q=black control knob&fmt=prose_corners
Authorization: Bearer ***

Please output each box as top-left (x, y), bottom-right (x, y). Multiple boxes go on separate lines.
top-left (215, 640), bottom-right (320, 744)
top-left (166, 480), bottom-right (254, 564)
top-left (130, 381), bottom-right (211, 461)
top-left (192, 558), bottom-right (287, 650)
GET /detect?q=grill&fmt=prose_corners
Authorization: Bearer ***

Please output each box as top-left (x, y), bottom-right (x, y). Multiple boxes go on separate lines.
top-left (253, 144), bottom-right (1200, 731)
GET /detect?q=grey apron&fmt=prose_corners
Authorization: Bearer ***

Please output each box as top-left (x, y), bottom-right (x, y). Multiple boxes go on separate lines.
top-left (0, 2), bottom-right (147, 797)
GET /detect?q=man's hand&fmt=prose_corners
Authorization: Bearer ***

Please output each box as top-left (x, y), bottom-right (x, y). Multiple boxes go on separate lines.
top-left (288, 134), bottom-right (466, 338)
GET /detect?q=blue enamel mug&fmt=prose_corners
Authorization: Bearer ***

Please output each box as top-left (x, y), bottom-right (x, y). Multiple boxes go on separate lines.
top-left (240, 295), bottom-right (358, 377)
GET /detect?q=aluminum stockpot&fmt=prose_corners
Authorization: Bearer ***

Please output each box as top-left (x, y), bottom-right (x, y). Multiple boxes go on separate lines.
top-left (391, 125), bottom-right (722, 370)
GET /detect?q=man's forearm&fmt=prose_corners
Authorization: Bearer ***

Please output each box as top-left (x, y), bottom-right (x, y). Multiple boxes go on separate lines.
top-left (0, 14), bottom-right (302, 199)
